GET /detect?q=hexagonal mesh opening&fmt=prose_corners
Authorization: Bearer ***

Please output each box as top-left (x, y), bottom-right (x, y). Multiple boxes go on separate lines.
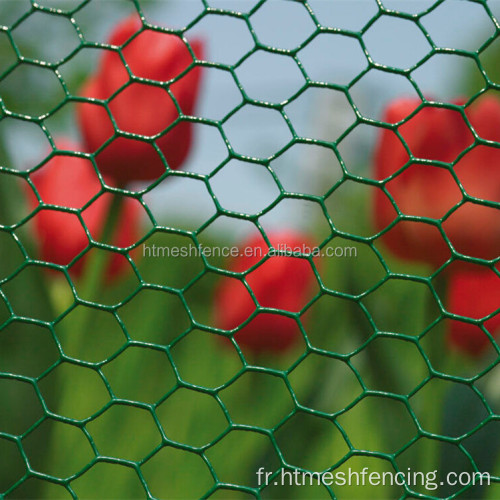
top-left (0, 1), bottom-right (499, 499)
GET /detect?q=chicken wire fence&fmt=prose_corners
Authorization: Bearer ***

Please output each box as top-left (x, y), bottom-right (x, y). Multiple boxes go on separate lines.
top-left (0, 0), bottom-right (499, 499)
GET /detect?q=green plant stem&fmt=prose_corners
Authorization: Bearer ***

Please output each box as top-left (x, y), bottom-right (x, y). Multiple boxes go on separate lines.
top-left (44, 194), bottom-right (124, 494)
top-left (345, 264), bottom-right (404, 396)
top-left (0, 137), bottom-right (56, 500)
top-left (419, 274), bottom-right (448, 475)
top-left (0, 145), bottom-right (54, 319)
top-left (71, 193), bottom-right (124, 340)
top-left (349, 301), bottom-right (405, 395)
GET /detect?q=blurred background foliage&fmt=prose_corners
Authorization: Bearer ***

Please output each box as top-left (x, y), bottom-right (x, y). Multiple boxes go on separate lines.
top-left (0, 0), bottom-right (499, 499)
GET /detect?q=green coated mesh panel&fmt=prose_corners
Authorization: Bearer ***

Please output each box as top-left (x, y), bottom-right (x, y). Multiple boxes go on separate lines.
top-left (0, 0), bottom-right (499, 499)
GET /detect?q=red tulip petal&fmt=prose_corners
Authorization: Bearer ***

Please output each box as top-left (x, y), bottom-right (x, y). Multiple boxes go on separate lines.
top-left (447, 270), bottom-right (500, 356)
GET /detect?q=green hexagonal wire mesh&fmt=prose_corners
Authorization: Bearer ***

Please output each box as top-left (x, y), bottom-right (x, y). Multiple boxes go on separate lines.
top-left (0, 0), bottom-right (499, 498)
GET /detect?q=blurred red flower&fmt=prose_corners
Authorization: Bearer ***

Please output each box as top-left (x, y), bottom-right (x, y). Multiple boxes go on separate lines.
top-left (26, 141), bottom-right (142, 279)
top-left (447, 269), bottom-right (500, 356)
top-left (374, 96), bottom-right (500, 268)
top-left (214, 231), bottom-right (318, 354)
top-left (77, 15), bottom-right (204, 185)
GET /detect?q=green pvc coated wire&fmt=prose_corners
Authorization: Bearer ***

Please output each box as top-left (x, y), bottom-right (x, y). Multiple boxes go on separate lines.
top-left (0, 0), bottom-right (499, 499)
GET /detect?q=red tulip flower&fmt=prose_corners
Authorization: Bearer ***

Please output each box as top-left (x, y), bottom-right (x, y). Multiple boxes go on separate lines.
top-left (374, 96), bottom-right (500, 268)
top-left (447, 269), bottom-right (500, 356)
top-left (214, 232), bottom-right (319, 354)
top-left (77, 15), bottom-right (204, 185)
top-left (26, 141), bottom-right (142, 279)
